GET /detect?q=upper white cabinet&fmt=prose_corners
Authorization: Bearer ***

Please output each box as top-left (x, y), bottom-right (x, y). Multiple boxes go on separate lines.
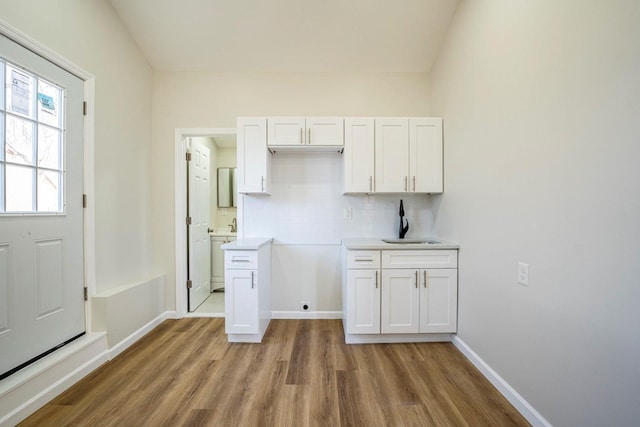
top-left (375, 117), bottom-right (443, 194)
top-left (375, 118), bottom-right (410, 192)
top-left (344, 118), bottom-right (375, 193)
top-left (268, 117), bottom-right (344, 149)
top-left (237, 117), bottom-right (271, 194)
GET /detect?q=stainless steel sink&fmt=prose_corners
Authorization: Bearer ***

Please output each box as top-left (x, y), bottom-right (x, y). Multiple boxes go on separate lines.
top-left (382, 238), bottom-right (440, 244)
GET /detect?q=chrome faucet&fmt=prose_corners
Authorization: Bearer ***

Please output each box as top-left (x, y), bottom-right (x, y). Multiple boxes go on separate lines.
top-left (229, 218), bottom-right (237, 233)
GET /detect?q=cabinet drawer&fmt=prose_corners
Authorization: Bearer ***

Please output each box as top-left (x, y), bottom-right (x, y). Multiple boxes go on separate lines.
top-left (382, 250), bottom-right (457, 269)
top-left (347, 250), bottom-right (380, 269)
top-left (225, 251), bottom-right (258, 269)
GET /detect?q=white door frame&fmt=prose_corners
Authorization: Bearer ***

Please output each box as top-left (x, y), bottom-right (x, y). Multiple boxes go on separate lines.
top-left (174, 128), bottom-right (238, 318)
top-left (0, 20), bottom-right (97, 332)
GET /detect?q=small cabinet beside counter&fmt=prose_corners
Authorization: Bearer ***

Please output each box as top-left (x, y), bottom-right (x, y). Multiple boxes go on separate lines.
top-left (222, 238), bottom-right (273, 343)
top-left (342, 239), bottom-right (458, 344)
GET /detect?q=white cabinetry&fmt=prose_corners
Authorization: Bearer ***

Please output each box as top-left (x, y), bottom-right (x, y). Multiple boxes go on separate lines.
top-left (344, 118), bottom-right (375, 193)
top-left (237, 117), bottom-right (270, 194)
top-left (210, 235), bottom-right (235, 291)
top-left (224, 241), bottom-right (272, 342)
top-left (267, 117), bottom-right (344, 148)
top-left (342, 247), bottom-right (458, 343)
top-left (374, 117), bottom-right (443, 194)
top-left (344, 250), bottom-right (380, 334)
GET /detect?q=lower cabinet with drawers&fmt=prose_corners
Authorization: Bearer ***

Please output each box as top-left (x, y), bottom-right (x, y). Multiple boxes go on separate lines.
top-left (342, 246), bottom-right (458, 344)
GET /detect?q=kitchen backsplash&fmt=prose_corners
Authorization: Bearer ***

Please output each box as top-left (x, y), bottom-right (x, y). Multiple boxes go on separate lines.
top-left (243, 152), bottom-right (434, 244)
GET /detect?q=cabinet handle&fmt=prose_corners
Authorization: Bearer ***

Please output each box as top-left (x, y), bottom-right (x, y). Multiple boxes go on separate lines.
top-left (375, 270), bottom-right (378, 288)
top-left (261, 176), bottom-right (265, 192)
top-left (251, 271), bottom-right (255, 288)
top-left (369, 176), bottom-right (373, 192)
top-left (424, 270), bottom-right (428, 288)
top-left (308, 128), bottom-right (311, 145)
top-left (415, 270), bottom-right (418, 288)
top-left (232, 258), bottom-right (250, 263)
top-left (405, 176), bottom-right (408, 192)
top-left (300, 127), bottom-right (303, 144)
top-left (412, 176), bottom-right (416, 192)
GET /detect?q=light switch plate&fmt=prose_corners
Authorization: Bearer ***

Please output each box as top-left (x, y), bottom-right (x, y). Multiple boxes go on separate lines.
top-left (518, 262), bottom-right (529, 285)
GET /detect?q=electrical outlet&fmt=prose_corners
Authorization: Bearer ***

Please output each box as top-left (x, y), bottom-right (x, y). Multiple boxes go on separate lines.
top-left (301, 301), bottom-right (310, 311)
top-left (517, 262), bottom-right (529, 285)
top-left (344, 208), bottom-right (352, 220)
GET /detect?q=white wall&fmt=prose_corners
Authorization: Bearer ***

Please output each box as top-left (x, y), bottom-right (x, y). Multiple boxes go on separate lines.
top-left (152, 72), bottom-right (431, 309)
top-left (0, 0), bottom-right (155, 294)
top-left (430, 2), bottom-right (640, 426)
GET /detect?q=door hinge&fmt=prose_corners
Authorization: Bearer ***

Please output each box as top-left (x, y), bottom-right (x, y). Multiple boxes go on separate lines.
top-left (82, 194), bottom-right (87, 208)
top-left (186, 216), bottom-right (192, 225)
top-left (83, 286), bottom-right (88, 301)
top-left (187, 280), bottom-right (193, 289)
top-left (83, 101), bottom-right (87, 116)
top-left (186, 152), bottom-right (192, 161)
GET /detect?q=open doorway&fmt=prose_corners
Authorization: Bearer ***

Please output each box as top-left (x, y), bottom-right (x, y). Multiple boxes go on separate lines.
top-left (174, 128), bottom-right (238, 318)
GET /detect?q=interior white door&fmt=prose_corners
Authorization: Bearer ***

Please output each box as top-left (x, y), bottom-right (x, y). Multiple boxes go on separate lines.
top-left (0, 34), bottom-right (85, 379)
top-left (187, 139), bottom-right (211, 311)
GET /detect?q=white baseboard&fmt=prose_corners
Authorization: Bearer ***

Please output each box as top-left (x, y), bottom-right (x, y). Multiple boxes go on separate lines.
top-left (271, 311), bottom-right (342, 319)
top-left (0, 333), bottom-right (109, 427)
top-left (452, 336), bottom-right (552, 427)
top-left (345, 333), bottom-right (452, 344)
top-left (108, 311), bottom-right (173, 360)
top-left (1, 310), bottom-right (176, 426)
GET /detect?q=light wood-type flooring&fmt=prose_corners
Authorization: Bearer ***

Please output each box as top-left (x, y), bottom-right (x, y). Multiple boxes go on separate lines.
top-left (20, 319), bottom-right (530, 426)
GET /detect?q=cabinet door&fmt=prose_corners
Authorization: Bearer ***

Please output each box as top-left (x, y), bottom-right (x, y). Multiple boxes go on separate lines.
top-left (210, 237), bottom-right (226, 291)
top-left (375, 118), bottom-right (409, 193)
top-left (381, 269), bottom-right (419, 333)
top-left (419, 269), bottom-right (457, 333)
top-left (346, 269), bottom-right (380, 334)
top-left (344, 118), bottom-right (375, 193)
top-left (225, 269), bottom-right (258, 334)
top-left (237, 117), bottom-right (269, 194)
top-left (306, 117), bottom-right (344, 146)
top-left (409, 118), bottom-right (443, 193)
top-left (267, 117), bottom-right (306, 146)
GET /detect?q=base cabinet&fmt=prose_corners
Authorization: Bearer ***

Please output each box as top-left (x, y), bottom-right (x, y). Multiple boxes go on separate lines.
top-left (223, 242), bottom-right (272, 342)
top-left (343, 248), bottom-right (458, 343)
top-left (211, 235), bottom-right (235, 291)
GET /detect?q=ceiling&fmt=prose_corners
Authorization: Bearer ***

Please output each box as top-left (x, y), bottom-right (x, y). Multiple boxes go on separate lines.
top-left (109, 0), bottom-right (459, 72)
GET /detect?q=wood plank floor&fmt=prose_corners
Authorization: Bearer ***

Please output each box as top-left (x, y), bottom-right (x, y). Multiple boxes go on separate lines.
top-left (20, 319), bottom-right (530, 427)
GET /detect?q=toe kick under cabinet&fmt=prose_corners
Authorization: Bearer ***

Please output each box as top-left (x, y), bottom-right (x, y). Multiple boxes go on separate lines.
top-left (342, 248), bottom-right (458, 344)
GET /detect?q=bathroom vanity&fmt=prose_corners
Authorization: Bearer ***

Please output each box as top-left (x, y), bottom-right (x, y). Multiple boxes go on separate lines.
top-left (342, 238), bottom-right (459, 344)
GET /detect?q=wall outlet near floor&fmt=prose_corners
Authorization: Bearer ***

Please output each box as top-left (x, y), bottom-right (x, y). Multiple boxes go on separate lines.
top-left (301, 301), bottom-right (310, 311)
top-left (344, 208), bottom-right (352, 220)
top-left (517, 262), bottom-right (529, 285)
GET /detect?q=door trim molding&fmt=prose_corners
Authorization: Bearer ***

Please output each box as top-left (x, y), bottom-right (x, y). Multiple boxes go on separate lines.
top-left (174, 128), bottom-right (237, 318)
top-left (0, 19), bottom-right (96, 331)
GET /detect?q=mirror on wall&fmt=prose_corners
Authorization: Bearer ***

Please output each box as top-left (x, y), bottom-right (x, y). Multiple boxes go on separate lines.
top-left (218, 167), bottom-right (237, 208)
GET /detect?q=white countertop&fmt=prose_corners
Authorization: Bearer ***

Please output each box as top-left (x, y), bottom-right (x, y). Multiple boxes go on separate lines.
top-left (221, 237), bottom-right (273, 250)
top-left (209, 230), bottom-right (237, 237)
top-left (342, 237), bottom-right (459, 250)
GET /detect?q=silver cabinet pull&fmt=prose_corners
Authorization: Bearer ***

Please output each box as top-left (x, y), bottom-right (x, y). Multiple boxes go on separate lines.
top-left (232, 258), bottom-right (250, 263)
top-left (424, 270), bottom-right (428, 288)
top-left (412, 176), bottom-right (416, 192)
top-left (354, 257), bottom-right (372, 262)
top-left (369, 176), bottom-right (373, 192)
top-left (251, 271), bottom-right (255, 288)
top-left (415, 270), bottom-right (418, 288)
top-left (308, 127), bottom-right (311, 145)
top-left (375, 270), bottom-right (378, 288)
top-left (261, 176), bottom-right (265, 192)
top-left (405, 176), bottom-right (408, 192)
top-left (300, 127), bottom-right (303, 144)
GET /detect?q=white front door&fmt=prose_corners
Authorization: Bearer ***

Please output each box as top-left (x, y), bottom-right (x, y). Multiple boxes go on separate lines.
top-left (0, 34), bottom-right (85, 378)
top-left (187, 139), bottom-right (211, 311)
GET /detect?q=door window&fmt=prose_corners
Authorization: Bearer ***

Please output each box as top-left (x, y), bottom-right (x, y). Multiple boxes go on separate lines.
top-left (1, 59), bottom-right (64, 213)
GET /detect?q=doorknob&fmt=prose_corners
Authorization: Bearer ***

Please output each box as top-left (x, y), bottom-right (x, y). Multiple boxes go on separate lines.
top-left (207, 228), bottom-right (214, 233)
